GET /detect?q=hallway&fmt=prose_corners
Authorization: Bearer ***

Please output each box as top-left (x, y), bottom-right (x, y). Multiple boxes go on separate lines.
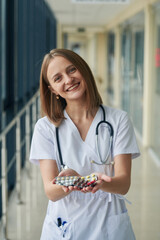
top-left (1, 0), bottom-right (160, 239)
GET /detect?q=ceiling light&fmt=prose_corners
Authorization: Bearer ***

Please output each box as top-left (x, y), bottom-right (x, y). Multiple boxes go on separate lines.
top-left (72, 0), bottom-right (130, 3)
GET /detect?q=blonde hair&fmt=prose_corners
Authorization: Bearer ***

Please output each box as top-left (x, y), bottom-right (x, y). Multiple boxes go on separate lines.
top-left (40, 49), bottom-right (102, 125)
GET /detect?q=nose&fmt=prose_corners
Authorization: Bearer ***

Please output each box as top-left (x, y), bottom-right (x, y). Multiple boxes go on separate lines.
top-left (65, 74), bottom-right (73, 84)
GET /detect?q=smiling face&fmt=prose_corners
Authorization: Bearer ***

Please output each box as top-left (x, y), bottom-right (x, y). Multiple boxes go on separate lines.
top-left (40, 49), bottom-right (102, 124)
top-left (47, 56), bottom-right (87, 104)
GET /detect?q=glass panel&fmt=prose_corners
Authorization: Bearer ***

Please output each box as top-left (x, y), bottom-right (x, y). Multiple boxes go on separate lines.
top-left (0, 0), bottom-right (2, 131)
top-left (107, 32), bottom-right (115, 103)
top-left (121, 30), bottom-right (132, 115)
top-left (131, 31), bottom-right (144, 133)
top-left (0, 0), bottom-right (7, 131)
top-left (121, 12), bottom-right (144, 135)
top-left (151, 4), bottom-right (160, 158)
top-left (155, 27), bottom-right (160, 94)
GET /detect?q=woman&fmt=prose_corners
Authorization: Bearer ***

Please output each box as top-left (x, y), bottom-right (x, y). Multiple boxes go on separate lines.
top-left (30, 49), bottom-right (140, 240)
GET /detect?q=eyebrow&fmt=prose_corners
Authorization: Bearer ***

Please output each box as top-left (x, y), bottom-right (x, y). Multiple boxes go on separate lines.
top-left (51, 64), bottom-right (75, 79)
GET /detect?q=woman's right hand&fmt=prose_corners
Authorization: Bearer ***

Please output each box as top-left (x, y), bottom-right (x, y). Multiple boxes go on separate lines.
top-left (53, 168), bottom-right (81, 193)
top-left (58, 168), bottom-right (80, 177)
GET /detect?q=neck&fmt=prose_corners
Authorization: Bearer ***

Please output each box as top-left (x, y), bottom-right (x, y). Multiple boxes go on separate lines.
top-left (65, 102), bottom-right (89, 121)
top-left (66, 101), bottom-right (99, 122)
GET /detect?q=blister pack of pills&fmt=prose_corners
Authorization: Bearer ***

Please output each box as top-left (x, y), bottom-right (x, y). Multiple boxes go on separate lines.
top-left (55, 174), bottom-right (98, 188)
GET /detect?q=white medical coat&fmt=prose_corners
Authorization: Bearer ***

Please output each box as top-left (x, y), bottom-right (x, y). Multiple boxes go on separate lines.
top-left (30, 105), bottom-right (140, 240)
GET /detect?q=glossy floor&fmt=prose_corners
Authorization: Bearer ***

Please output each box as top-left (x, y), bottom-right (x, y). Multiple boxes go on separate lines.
top-left (0, 148), bottom-right (160, 240)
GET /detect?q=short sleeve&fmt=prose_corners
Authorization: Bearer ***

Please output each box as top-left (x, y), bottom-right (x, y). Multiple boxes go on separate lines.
top-left (29, 118), bottom-right (56, 165)
top-left (113, 112), bottom-right (140, 159)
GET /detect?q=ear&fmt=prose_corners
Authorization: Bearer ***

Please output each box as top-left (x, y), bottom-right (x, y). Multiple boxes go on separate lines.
top-left (48, 85), bottom-right (58, 95)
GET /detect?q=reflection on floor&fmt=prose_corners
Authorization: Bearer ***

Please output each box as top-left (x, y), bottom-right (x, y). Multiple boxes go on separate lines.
top-left (127, 147), bottom-right (160, 240)
top-left (0, 148), bottom-right (160, 240)
top-left (0, 165), bottom-right (48, 240)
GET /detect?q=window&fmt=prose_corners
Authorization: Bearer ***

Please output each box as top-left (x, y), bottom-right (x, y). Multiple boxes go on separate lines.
top-left (107, 32), bottom-right (115, 103)
top-left (121, 12), bottom-right (144, 135)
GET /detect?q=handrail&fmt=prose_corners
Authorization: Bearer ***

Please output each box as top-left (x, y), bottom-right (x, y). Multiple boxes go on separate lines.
top-left (0, 89), bottom-right (40, 240)
top-left (0, 90), bottom-right (40, 141)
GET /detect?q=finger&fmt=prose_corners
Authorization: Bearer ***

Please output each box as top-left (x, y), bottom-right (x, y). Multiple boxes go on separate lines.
top-left (85, 186), bottom-right (93, 192)
top-left (100, 174), bottom-right (112, 182)
top-left (52, 179), bottom-right (56, 184)
top-left (62, 186), bottom-right (69, 192)
top-left (81, 186), bottom-right (92, 193)
top-left (58, 169), bottom-right (73, 177)
top-left (81, 189), bottom-right (87, 193)
top-left (96, 180), bottom-right (103, 185)
top-left (68, 186), bottom-right (74, 191)
top-left (91, 185), bottom-right (99, 193)
top-left (73, 186), bottom-right (80, 191)
top-left (58, 171), bottom-right (67, 177)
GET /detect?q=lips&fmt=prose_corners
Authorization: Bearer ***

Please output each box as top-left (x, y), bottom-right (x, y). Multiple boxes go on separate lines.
top-left (66, 83), bottom-right (80, 92)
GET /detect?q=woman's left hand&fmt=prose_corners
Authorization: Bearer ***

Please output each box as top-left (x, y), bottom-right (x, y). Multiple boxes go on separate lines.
top-left (81, 172), bottom-right (112, 194)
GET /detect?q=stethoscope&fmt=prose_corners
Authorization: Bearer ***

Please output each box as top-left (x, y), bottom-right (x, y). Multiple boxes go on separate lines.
top-left (56, 105), bottom-right (114, 170)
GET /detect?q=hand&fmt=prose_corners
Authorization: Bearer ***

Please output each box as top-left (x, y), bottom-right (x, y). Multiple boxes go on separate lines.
top-left (81, 172), bottom-right (112, 194)
top-left (53, 168), bottom-right (81, 193)
top-left (58, 168), bottom-right (80, 177)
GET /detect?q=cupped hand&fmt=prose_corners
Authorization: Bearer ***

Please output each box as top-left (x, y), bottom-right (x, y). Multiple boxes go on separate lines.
top-left (53, 168), bottom-right (81, 193)
top-left (81, 172), bottom-right (112, 194)
top-left (58, 168), bottom-right (80, 177)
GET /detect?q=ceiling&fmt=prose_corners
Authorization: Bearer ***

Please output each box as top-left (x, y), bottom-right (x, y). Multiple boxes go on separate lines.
top-left (45, 0), bottom-right (136, 32)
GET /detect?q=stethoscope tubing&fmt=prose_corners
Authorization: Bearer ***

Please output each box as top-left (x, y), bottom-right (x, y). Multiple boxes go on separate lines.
top-left (92, 105), bottom-right (114, 165)
top-left (56, 105), bottom-right (114, 169)
top-left (95, 135), bottom-right (113, 164)
top-left (96, 120), bottom-right (114, 137)
top-left (56, 127), bottom-right (65, 169)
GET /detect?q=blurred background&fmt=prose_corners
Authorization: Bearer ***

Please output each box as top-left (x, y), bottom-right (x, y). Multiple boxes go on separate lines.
top-left (0, 0), bottom-right (160, 239)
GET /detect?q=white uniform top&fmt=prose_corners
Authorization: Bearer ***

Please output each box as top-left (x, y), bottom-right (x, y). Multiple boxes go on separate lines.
top-left (30, 105), bottom-right (140, 240)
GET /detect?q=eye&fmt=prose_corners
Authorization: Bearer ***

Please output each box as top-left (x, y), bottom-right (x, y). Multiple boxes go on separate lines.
top-left (69, 66), bottom-right (76, 73)
top-left (54, 75), bottom-right (62, 82)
